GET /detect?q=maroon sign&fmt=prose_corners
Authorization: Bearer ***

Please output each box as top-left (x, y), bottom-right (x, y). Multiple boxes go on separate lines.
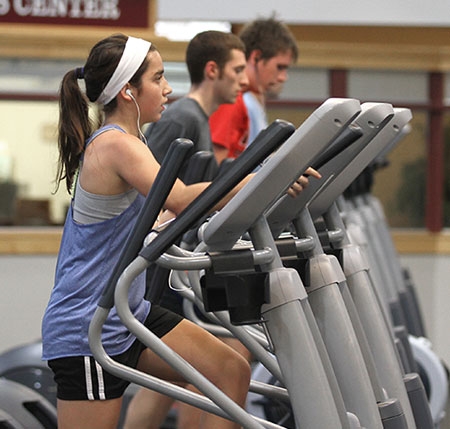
top-left (0, 0), bottom-right (149, 28)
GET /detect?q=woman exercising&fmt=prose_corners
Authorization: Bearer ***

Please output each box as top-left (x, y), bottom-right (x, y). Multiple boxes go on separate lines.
top-left (41, 33), bottom-right (317, 429)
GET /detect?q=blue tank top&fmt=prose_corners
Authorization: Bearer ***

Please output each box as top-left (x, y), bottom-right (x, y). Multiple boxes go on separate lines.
top-left (42, 126), bottom-right (150, 360)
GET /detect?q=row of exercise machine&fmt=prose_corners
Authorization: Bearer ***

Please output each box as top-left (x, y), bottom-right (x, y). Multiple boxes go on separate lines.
top-left (0, 98), bottom-right (448, 428)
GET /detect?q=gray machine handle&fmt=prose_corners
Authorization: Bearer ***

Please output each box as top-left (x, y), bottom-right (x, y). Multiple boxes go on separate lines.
top-left (138, 119), bottom-right (295, 263)
top-left (202, 98), bottom-right (362, 251)
top-left (265, 102), bottom-right (406, 236)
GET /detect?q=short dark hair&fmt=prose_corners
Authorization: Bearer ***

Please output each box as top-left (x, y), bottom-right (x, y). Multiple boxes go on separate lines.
top-left (186, 30), bottom-right (245, 85)
top-left (239, 18), bottom-right (298, 62)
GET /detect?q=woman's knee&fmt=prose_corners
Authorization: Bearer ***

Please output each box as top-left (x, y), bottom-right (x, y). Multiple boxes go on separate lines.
top-left (214, 346), bottom-right (251, 390)
top-left (159, 320), bottom-right (251, 390)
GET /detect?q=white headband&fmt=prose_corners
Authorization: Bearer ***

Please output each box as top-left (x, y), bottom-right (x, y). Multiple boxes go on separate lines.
top-left (96, 36), bottom-right (151, 105)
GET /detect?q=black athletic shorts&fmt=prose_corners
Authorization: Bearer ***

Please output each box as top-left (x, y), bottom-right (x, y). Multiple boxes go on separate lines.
top-left (47, 304), bottom-right (183, 401)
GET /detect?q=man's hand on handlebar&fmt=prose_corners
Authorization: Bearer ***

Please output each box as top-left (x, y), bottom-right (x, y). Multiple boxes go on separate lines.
top-left (287, 167), bottom-right (321, 198)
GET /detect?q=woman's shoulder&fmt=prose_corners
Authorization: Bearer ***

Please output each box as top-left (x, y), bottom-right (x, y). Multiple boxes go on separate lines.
top-left (81, 126), bottom-right (155, 196)
top-left (87, 126), bottom-right (148, 164)
top-left (85, 124), bottom-right (126, 145)
top-left (88, 125), bottom-right (126, 147)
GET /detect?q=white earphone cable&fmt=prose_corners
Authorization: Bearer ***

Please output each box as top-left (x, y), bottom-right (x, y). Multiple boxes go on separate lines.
top-left (128, 90), bottom-right (148, 145)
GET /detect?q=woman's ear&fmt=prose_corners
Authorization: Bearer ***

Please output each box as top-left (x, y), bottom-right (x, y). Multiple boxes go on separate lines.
top-left (119, 85), bottom-right (134, 101)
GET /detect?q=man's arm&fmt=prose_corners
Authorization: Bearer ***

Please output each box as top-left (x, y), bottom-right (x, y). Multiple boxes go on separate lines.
top-left (213, 143), bottom-right (230, 165)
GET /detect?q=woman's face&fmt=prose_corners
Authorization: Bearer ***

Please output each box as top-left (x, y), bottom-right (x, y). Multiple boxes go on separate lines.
top-left (135, 50), bottom-right (172, 124)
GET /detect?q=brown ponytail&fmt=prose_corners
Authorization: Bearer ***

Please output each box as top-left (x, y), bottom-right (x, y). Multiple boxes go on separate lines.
top-left (54, 69), bottom-right (92, 194)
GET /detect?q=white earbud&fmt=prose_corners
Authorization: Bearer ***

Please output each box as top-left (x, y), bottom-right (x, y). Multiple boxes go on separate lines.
top-left (125, 88), bottom-right (147, 145)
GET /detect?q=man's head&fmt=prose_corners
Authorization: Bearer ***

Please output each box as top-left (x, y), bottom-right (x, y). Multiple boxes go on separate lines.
top-left (186, 30), bottom-right (246, 85)
top-left (239, 18), bottom-right (298, 95)
top-left (186, 30), bottom-right (248, 105)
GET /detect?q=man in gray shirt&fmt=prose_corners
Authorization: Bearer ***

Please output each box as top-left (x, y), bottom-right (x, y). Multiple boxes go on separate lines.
top-left (146, 30), bottom-right (248, 181)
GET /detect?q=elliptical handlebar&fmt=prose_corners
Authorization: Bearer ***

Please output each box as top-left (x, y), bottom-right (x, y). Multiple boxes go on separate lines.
top-left (138, 119), bottom-right (295, 264)
top-left (310, 124), bottom-right (363, 172)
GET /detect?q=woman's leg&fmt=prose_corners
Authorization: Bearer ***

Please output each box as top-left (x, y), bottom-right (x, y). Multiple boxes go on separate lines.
top-left (123, 388), bottom-right (176, 429)
top-left (177, 336), bottom-right (254, 429)
top-left (56, 397), bottom-right (122, 429)
top-left (128, 319), bottom-right (251, 429)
